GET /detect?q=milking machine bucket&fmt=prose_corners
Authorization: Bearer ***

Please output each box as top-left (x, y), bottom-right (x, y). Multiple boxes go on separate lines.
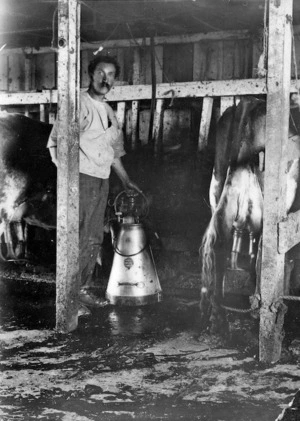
top-left (106, 190), bottom-right (162, 306)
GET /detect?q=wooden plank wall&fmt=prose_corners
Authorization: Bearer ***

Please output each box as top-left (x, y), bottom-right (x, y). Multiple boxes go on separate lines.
top-left (0, 36), bottom-right (253, 94)
top-left (1, 30), bottom-right (298, 146)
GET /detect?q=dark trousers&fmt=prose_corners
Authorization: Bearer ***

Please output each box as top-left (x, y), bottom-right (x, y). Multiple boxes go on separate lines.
top-left (79, 173), bottom-right (109, 287)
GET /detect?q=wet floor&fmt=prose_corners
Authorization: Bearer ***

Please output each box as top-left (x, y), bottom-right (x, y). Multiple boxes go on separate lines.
top-left (0, 275), bottom-right (299, 421)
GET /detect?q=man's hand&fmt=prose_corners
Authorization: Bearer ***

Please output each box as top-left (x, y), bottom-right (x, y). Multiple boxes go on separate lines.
top-left (123, 179), bottom-right (142, 194)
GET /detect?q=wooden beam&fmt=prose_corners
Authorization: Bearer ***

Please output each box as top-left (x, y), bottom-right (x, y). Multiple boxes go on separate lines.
top-left (259, 0), bottom-right (293, 363)
top-left (278, 209), bottom-right (300, 254)
top-left (56, 0), bottom-right (80, 333)
top-left (0, 79), bottom-right (271, 105)
top-left (0, 30), bottom-right (252, 56)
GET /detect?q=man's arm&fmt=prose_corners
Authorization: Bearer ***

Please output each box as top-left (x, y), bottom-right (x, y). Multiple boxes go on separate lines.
top-left (111, 157), bottom-right (142, 193)
top-left (49, 146), bottom-right (58, 166)
top-left (47, 123), bottom-right (58, 167)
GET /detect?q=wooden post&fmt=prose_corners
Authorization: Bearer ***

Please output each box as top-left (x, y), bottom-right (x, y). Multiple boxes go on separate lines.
top-left (259, 0), bottom-right (293, 363)
top-left (198, 97), bottom-right (213, 151)
top-left (56, 0), bottom-right (81, 333)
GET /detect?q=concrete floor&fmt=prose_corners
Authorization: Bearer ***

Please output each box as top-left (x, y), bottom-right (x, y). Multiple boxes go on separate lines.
top-left (0, 273), bottom-right (300, 421)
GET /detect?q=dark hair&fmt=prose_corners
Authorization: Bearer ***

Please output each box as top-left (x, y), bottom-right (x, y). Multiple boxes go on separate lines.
top-left (88, 55), bottom-right (120, 78)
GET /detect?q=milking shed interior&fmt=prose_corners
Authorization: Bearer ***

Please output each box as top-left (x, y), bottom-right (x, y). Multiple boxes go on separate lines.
top-left (1, 0), bottom-right (300, 364)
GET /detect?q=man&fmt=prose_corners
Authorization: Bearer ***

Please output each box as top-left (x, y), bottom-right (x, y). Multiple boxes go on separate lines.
top-left (47, 55), bottom-right (140, 313)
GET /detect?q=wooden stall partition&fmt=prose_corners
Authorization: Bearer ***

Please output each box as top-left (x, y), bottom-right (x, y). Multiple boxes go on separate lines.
top-left (259, 0), bottom-right (293, 363)
top-left (56, 0), bottom-right (81, 333)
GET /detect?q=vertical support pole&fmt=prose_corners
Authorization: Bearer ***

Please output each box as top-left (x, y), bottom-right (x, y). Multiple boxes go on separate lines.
top-left (152, 99), bottom-right (164, 158)
top-left (116, 101), bottom-right (126, 130)
top-left (198, 97), bottom-right (214, 152)
top-left (39, 104), bottom-right (45, 122)
top-left (259, 0), bottom-right (292, 362)
top-left (131, 100), bottom-right (139, 150)
top-left (56, 0), bottom-right (81, 333)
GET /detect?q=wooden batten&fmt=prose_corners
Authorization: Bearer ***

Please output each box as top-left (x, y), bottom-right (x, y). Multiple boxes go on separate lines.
top-left (198, 97), bottom-right (213, 151)
top-left (259, 0), bottom-right (293, 363)
top-left (56, 0), bottom-right (80, 333)
top-left (131, 100), bottom-right (139, 150)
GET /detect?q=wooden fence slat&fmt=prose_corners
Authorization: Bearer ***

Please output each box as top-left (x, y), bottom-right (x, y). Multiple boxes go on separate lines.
top-left (116, 101), bottom-right (126, 130)
top-left (131, 100), bottom-right (139, 149)
top-left (39, 104), bottom-right (45, 122)
top-left (198, 97), bottom-right (213, 151)
top-left (49, 111), bottom-right (56, 124)
top-left (152, 99), bottom-right (164, 156)
top-left (220, 96), bottom-right (234, 117)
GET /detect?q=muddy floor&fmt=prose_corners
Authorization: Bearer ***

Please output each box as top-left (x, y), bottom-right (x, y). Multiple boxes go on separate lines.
top-left (1, 270), bottom-right (300, 421)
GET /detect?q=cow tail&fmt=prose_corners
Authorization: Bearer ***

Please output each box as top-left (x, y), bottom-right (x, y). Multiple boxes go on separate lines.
top-left (200, 210), bottom-right (219, 294)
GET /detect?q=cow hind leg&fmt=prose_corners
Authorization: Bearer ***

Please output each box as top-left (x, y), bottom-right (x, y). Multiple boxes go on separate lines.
top-left (13, 221), bottom-right (26, 259)
top-left (0, 221), bottom-right (28, 261)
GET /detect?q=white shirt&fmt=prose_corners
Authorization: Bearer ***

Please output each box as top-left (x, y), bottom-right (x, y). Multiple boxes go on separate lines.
top-left (47, 91), bottom-right (125, 179)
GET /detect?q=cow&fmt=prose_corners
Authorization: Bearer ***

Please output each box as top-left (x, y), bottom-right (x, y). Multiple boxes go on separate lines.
top-left (0, 111), bottom-right (56, 262)
top-left (199, 96), bottom-right (300, 331)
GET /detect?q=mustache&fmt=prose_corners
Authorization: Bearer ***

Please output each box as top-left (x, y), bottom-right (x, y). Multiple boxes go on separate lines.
top-left (100, 81), bottom-right (110, 89)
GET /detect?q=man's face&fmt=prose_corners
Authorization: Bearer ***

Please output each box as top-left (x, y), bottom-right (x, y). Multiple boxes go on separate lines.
top-left (90, 62), bottom-right (116, 96)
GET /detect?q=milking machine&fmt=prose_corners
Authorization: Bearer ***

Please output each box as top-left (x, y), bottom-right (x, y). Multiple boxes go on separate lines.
top-left (105, 190), bottom-right (162, 306)
top-left (222, 227), bottom-right (257, 297)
